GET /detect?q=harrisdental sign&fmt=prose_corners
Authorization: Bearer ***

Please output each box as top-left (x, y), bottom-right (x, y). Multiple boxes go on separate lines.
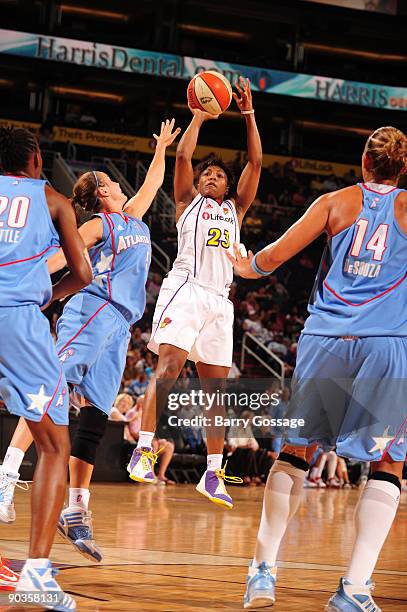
top-left (1, 29), bottom-right (406, 110)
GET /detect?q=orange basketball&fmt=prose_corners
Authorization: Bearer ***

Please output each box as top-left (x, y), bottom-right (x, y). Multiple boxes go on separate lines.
top-left (187, 70), bottom-right (233, 115)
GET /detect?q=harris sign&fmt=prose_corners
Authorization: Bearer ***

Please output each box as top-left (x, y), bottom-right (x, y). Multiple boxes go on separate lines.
top-left (0, 29), bottom-right (406, 111)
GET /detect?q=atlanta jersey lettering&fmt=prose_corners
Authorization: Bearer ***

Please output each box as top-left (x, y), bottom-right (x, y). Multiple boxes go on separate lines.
top-left (304, 182), bottom-right (407, 337)
top-left (85, 211), bottom-right (151, 323)
top-left (172, 193), bottom-right (240, 295)
top-left (0, 176), bottom-right (59, 307)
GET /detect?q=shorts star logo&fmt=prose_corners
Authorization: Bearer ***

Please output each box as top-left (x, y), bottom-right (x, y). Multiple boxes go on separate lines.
top-left (368, 426), bottom-right (393, 454)
top-left (26, 385), bottom-right (52, 415)
top-left (95, 252), bottom-right (113, 274)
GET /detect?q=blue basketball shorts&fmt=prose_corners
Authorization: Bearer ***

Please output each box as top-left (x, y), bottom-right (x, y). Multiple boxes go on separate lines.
top-left (285, 334), bottom-right (407, 462)
top-left (0, 305), bottom-right (69, 425)
top-left (56, 293), bottom-right (131, 416)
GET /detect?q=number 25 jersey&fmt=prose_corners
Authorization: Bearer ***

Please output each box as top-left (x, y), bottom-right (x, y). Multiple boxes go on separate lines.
top-left (172, 193), bottom-right (240, 296)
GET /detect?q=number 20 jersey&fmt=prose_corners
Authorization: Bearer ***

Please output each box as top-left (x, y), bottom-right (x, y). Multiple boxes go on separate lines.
top-left (304, 182), bottom-right (407, 337)
top-left (0, 176), bottom-right (59, 307)
top-left (171, 193), bottom-right (240, 296)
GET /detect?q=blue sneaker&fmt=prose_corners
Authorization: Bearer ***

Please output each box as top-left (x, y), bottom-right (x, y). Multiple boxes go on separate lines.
top-left (243, 561), bottom-right (276, 609)
top-left (326, 577), bottom-right (381, 611)
top-left (16, 560), bottom-right (76, 611)
top-left (57, 508), bottom-right (102, 563)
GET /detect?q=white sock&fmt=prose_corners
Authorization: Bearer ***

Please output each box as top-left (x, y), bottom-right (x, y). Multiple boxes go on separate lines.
top-left (254, 460), bottom-right (307, 567)
top-left (68, 488), bottom-right (90, 511)
top-left (207, 454), bottom-right (223, 471)
top-left (326, 451), bottom-right (338, 480)
top-left (346, 478), bottom-right (400, 585)
top-left (24, 558), bottom-right (49, 569)
top-left (2, 446), bottom-right (24, 475)
top-left (137, 431), bottom-right (154, 449)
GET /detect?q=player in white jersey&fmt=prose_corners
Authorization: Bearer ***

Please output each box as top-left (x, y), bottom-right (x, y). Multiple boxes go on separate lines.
top-left (128, 78), bottom-right (262, 508)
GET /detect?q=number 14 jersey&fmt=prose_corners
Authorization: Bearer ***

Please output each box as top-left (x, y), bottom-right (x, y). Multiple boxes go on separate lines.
top-left (172, 193), bottom-right (240, 296)
top-left (305, 182), bottom-right (407, 337)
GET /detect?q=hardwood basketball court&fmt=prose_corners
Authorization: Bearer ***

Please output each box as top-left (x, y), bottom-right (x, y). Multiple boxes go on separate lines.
top-left (1, 484), bottom-right (406, 610)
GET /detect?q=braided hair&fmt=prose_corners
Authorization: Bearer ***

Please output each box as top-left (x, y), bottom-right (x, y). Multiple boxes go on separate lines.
top-left (365, 126), bottom-right (407, 181)
top-left (0, 127), bottom-right (38, 174)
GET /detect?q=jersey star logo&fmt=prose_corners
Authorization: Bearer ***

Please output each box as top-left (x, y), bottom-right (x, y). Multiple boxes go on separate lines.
top-left (95, 252), bottom-right (113, 274)
top-left (368, 426), bottom-right (393, 454)
top-left (26, 385), bottom-right (52, 415)
top-left (117, 224), bottom-right (125, 231)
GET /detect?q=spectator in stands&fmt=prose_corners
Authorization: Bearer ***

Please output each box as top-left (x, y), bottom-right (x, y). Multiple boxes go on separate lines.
top-left (125, 363), bottom-right (149, 398)
top-left (146, 272), bottom-right (162, 305)
top-left (292, 184), bottom-right (306, 208)
top-left (79, 109), bottom-right (97, 127)
top-left (321, 173), bottom-right (338, 192)
top-left (310, 175), bottom-right (324, 192)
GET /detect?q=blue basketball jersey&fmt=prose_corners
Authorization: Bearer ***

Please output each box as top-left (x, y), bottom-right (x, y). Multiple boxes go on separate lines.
top-left (0, 175), bottom-right (59, 307)
top-left (304, 182), bottom-right (407, 337)
top-left (84, 211), bottom-right (151, 323)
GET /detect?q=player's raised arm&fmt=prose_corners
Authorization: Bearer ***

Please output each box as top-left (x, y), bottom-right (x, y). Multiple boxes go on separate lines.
top-left (48, 217), bottom-right (103, 274)
top-left (124, 119), bottom-right (180, 219)
top-left (45, 185), bottom-right (93, 301)
top-left (228, 193), bottom-right (330, 278)
top-left (174, 108), bottom-right (218, 220)
top-left (233, 78), bottom-right (262, 222)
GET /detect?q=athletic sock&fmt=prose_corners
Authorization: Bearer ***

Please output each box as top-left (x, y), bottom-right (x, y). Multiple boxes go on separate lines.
top-left (207, 454), bottom-right (223, 471)
top-left (24, 558), bottom-right (50, 569)
top-left (1, 446), bottom-right (24, 475)
top-left (68, 487), bottom-right (90, 511)
top-left (346, 478), bottom-right (400, 585)
top-left (253, 460), bottom-right (307, 567)
top-left (137, 431), bottom-right (154, 449)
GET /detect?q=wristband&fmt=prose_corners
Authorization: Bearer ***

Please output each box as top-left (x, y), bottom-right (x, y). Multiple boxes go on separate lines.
top-left (241, 110), bottom-right (255, 115)
top-left (251, 253), bottom-right (271, 276)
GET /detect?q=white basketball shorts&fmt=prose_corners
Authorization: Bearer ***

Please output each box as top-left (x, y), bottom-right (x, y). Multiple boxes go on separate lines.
top-left (148, 274), bottom-right (234, 368)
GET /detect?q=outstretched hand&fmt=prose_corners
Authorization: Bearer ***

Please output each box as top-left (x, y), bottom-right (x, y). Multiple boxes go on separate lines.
top-left (189, 106), bottom-right (220, 122)
top-left (226, 243), bottom-right (260, 279)
top-left (154, 118), bottom-right (181, 148)
top-left (233, 77), bottom-right (253, 113)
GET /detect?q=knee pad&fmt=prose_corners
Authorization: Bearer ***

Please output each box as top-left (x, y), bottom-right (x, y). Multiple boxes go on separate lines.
top-left (279, 452), bottom-right (310, 472)
top-left (369, 470), bottom-right (401, 492)
top-left (71, 404), bottom-right (108, 465)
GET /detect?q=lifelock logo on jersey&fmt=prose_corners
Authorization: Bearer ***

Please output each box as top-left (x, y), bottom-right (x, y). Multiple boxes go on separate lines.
top-left (202, 212), bottom-right (233, 224)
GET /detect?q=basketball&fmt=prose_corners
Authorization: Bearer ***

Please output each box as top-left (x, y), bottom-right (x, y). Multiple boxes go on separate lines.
top-left (187, 70), bottom-right (233, 115)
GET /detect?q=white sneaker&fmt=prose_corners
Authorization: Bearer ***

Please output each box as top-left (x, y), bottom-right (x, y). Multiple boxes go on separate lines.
top-left (0, 470), bottom-right (29, 523)
top-left (16, 560), bottom-right (76, 611)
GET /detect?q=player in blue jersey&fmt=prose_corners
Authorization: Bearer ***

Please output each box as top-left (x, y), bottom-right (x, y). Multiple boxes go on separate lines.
top-left (228, 126), bottom-right (407, 612)
top-left (0, 127), bottom-right (92, 609)
top-left (0, 119), bottom-right (180, 562)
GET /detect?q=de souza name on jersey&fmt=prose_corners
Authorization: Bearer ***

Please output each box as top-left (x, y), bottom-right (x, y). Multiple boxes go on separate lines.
top-left (116, 232), bottom-right (150, 254)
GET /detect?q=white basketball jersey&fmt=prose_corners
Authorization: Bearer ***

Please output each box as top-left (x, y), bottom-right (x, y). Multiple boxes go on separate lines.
top-left (171, 193), bottom-right (240, 296)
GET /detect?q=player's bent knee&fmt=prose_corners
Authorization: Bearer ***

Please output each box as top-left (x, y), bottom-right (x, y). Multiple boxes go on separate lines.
top-left (71, 404), bottom-right (108, 466)
top-left (278, 450), bottom-right (310, 472)
top-left (369, 470), bottom-right (402, 492)
top-left (156, 358), bottom-right (184, 380)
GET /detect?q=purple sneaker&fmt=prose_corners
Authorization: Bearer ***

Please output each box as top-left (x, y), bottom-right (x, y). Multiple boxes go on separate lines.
top-left (196, 464), bottom-right (242, 509)
top-left (127, 447), bottom-right (157, 483)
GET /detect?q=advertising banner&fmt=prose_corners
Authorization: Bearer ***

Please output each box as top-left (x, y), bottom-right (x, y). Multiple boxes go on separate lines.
top-left (0, 29), bottom-right (406, 111)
